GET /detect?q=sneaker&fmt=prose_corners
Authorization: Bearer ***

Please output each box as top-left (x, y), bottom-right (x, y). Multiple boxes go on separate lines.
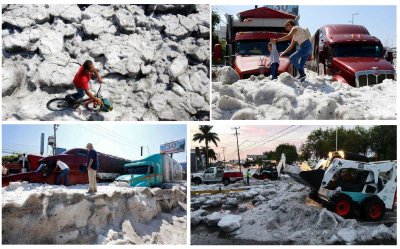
top-left (296, 74), bottom-right (306, 80)
top-left (297, 75), bottom-right (306, 82)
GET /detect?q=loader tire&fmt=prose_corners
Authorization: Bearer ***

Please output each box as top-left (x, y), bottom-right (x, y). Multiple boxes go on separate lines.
top-left (329, 193), bottom-right (354, 218)
top-left (361, 196), bottom-right (385, 221)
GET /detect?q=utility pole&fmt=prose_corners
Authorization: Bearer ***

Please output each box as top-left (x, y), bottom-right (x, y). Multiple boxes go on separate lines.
top-left (222, 147), bottom-right (226, 168)
top-left (232, 127), bottom-right (241, 172)
top-left (53, 124), bottom-right (59, 155)
top-left (336, 126), bottom-right (338, 151)
top-left (351, 13), bottom-right (359, 24)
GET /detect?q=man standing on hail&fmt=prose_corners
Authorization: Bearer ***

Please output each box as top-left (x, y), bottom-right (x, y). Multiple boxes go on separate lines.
top-left (86, 143), bottom-right (99, 194)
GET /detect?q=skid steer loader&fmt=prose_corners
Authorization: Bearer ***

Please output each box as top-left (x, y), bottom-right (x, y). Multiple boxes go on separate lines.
top-left (253, 153), bottom-right (285, 180)
top-left (286, 152), bottom-right (396, 221)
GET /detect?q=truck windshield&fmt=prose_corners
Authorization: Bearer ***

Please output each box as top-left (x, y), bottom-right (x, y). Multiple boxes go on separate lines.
top-left (237, 40), bottom-right (292, 56)
top-left (126, 165), bottom-right (148, 174)
top-left (331, 44), bottom-right (383, 57)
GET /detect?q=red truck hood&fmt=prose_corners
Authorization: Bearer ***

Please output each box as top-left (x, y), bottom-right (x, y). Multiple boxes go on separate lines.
top-left (235, 55), bottom-right (290, 77)
top-left (332, 57), bottom-right (394, 74)
top-left (2, 171), bottom-right (38, 187)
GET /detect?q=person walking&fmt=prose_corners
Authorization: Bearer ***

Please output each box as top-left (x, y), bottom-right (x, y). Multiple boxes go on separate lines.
top-left (246, 168), bottom-right (251, 186)
top-left (272, 20), bottom-right (312, 82)
top-left (86, 143), bottom-right (99, 194)
top-left (55, 160), bottom-right (69, 186)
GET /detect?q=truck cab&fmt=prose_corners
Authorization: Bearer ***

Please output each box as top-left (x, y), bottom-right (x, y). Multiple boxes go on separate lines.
top-left (115, 154), bottom-right (182, 188)
top-left (307, 24), bottom-right (396, 87)
top-left (2, 148), bottom-right (131, 187)
top-left (234, 32), bottom-right (295, 78)
top-left (117, 160), bottom-right (162, 187)
top-left (220, 7), bottom-right (298, 79)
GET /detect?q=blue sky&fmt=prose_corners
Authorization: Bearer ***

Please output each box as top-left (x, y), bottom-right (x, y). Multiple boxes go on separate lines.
top-left (214, 5), bottom-right (396, 47)
top-left (2, 124), bottom-right (187, 163)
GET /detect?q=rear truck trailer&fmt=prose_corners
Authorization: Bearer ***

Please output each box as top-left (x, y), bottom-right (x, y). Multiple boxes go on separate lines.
top-left (307, 24), bottom-right (396, 87)
top-left (114, 154), bottom-right (183, 188)
top-left (2, 148), bottom-right (131, 187)
top-left (215, 7), bottom-right (298, 79)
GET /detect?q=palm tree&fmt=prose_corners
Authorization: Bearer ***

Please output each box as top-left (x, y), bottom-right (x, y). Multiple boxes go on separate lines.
top-left (193, 125), bottom-right (220, 168)
top-left (201, 147), bottom-right (217, 165)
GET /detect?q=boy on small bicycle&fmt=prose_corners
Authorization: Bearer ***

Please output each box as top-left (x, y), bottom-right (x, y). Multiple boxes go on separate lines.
top-left (71, 60), bottom-right (103, 105)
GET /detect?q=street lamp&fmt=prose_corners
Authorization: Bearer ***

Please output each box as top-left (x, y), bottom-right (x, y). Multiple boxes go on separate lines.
top-left (351, 13), bottom-right (359, 24)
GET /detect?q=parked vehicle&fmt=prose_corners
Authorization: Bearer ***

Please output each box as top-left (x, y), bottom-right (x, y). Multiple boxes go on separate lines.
top-left (214, 7), bottom-right (297, 78)
top-left (253, 154), bottom-right (286, 180)
top-left (307, 24), bottom-right (396, 87)
top-left (191, 166), bottom-right (244, 185)
top-left (2, 148), bottom-right (131, 187)
top-left (114, 153), bottom-right (183, 188)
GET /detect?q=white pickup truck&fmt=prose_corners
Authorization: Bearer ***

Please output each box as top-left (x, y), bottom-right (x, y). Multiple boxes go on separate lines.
top-left (191, 166), bottom-right (244, 185)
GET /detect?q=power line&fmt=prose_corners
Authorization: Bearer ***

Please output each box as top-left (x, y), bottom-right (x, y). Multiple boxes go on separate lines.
top-left (239, 126), bottom-right (296, 151)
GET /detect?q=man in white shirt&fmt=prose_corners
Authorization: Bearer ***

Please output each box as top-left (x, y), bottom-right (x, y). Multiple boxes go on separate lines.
top-left (55, 160), bottom-right (70, 186)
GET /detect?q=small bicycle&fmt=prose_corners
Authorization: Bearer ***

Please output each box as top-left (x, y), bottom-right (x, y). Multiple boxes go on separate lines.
top-left (46, 84), bottom-right (104, 112)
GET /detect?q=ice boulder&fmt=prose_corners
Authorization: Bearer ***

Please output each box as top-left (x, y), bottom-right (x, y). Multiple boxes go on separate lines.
top-left (217, 66), bottom-right (240, 84)
top-left (191, 209), bottom-right (207, 226)
top-left (205, 211), bottom-right (225, 226)
top-left (337, 228), bottom-right (358, 243)
top-left (217, 214), bottom-right (242, 232)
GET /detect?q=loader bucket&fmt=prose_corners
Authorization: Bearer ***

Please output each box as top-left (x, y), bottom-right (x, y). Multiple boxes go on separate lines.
top-left (285, 169), bottom-right (325, 190)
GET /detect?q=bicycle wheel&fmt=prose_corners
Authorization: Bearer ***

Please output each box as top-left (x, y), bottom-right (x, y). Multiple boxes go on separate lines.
top-left (85, 100), bottom-right (102, 112)
top-left (46, 98), bottom-right (70, 111)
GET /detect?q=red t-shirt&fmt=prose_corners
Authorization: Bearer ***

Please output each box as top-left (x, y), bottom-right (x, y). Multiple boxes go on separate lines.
top-left (73, 66), bottom-right (92, 90)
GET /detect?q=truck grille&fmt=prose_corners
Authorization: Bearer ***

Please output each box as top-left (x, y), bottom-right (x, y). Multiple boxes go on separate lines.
top-left (355, 70), bottom-right (396, 87)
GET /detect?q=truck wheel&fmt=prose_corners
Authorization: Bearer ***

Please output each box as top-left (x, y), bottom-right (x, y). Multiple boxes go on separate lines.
top-left (329, 193), bottom-right (354, 218)
top-left (361, 196), bottom-right (385, 221)
top-left (223, 178), bottom-right (230, 186)
top-left (193, 178), bottom-right (202, 185)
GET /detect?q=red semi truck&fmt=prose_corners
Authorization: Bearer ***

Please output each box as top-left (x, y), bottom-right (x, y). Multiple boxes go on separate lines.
top-left (307, 24), bottom-right (396, 87)
top-left (2, 148), bottom-right (131, 187)
top-left (215, 7), bottom-right (298, 79)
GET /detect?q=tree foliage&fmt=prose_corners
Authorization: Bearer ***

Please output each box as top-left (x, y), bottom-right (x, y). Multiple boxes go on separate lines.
top-left (299, 126), bottom-right (396, 161)
top-left (192, 125), bottom-right (220, 168)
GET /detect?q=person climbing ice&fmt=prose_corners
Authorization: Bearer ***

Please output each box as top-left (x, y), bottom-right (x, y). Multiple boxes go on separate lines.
top-left (267, 40), bottom-right (280, 80)
top-left (272, 20), bottom-right (312, 82)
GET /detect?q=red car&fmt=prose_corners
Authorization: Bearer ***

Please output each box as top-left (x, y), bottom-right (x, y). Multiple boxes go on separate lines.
top-left (2, 148), bottom-right (131, 187)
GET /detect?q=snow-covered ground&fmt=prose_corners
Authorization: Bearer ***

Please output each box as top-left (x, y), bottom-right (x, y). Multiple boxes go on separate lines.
top-left (2, 181), bottom-right (187, 244)
top-left (212, 67), bottom-right (396, 120)
top-left (191, 175), bottom-right (396, 245)
top-left (2, 4), bottom-right (210, 121)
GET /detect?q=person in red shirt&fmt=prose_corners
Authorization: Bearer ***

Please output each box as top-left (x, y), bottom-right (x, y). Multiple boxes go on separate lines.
top-left (71, 60), bottom-right (103, 105)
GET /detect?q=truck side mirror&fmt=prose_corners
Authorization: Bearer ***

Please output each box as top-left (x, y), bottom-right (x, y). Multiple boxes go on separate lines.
top-left (213, 44), bottom-right (222, 63)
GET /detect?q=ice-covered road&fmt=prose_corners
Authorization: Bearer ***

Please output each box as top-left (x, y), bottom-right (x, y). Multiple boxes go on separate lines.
top-left (212, 67), bottom-right (396, 120)
top-left (191, 175), bottom-right (396, 245)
